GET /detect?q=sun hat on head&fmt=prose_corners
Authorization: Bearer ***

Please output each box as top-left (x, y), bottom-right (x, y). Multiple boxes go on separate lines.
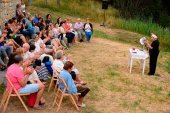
top-left (151, 33), bottom-right (158, 39)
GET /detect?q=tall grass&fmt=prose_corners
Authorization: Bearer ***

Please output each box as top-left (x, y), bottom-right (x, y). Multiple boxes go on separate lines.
top-left (32, 0), bottom-right (170, 51)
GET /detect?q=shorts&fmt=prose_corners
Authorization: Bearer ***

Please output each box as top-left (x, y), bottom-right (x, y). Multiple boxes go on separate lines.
top-left (19, 84), bottom-right (39, 94)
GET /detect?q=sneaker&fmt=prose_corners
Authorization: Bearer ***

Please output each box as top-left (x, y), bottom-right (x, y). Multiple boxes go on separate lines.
top-left (78, 103), bottom-right (86, 108)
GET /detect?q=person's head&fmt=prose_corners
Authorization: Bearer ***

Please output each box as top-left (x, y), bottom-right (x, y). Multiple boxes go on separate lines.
top-left (63, 61), bottom-right (74, 72)
top-left (35, 14), bottom-right (38, 18)
top-left (42, 56), bottom-right (50, 63)
top-left (46, 14), bottom-right (51, 19)
top-left (8, 19), bottom-right (14, 25)
top-left (32, 33), bottom-right (39, 41)
top-left (46, 30), bottom-right (50, 36)
top-left (55, 50), bottom-right (64, 60)
top-left (16, 47), bottom-right (24, 56)
top-left (33, 59), bottom-right (41, 69)
top-left (7, 52), bottom-right (18, 67)
top-left (66, 18), bottom-right (71, 23)
top-left (54, 23), bottom-right (59, 28)
top-left (28, 16), bottom-right (33, 21)
top-left (26, 12), bottom-right (31, 18)
top-left (57, 17), bottom-right (61, 24)
top-left (23, 43), bottom-right (30, 52)
top-left (29, 44), bottom-right (36, 52)
top-left (14, 54), bottom-right (23, 65)
top-left (16, 4), bottom-right (21, 9)
top-left (5, 23), bottom-right (10, 29)
top-left (21, 0), bottom-right (24, 4)
top-left (77, 18), bottom-right (81, 23)
top-left (12, 17), bottom-right (17, 24)
top-left (86, 18), bottom-right (90, 23)
top-left (151, 33), bottom-right (158, 41)
top-left (59, 21), bottom-right (65, 27)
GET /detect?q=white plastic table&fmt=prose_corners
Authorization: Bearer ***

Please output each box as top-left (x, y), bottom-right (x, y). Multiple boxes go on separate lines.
top-left (128, 48), bottom-right (149, 75)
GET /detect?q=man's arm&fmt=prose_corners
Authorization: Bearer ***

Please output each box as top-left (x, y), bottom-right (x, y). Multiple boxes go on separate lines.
top-left (18, 67), bottom-right (33, 87)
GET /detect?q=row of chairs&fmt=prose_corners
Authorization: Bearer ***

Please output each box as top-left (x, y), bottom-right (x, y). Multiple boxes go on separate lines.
top-left (0, 70), bottom-right (81, 113)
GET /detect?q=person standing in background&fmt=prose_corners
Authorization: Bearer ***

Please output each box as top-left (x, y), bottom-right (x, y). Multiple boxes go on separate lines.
top-left (21, 0), bottom-right (26, 15)
top-left (84, 18), bottom-right (93, 42)
top-left (145, 33), bottom-right (160, 76)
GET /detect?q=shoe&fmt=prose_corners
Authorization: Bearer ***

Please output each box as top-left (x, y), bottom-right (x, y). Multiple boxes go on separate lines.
top-left (78, 103), bottom-right (86, 108)
top-left (147, 73), bottom-right (154, 76)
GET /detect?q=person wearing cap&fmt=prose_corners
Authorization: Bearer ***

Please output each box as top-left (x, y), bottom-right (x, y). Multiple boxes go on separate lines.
top-left (145, 33), bottom-right (160, 75)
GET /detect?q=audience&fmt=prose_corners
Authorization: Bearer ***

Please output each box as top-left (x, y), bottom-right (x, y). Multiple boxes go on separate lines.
top-left (1, 2), bottom-right (92, 110)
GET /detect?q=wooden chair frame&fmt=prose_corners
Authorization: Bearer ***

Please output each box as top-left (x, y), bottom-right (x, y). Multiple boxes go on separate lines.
top-left (0, 77), bottom-right (30, 113)
top-left (48, 70), bottom-right (60, 92)
top-left (53, 77), bottom-right (80, 112)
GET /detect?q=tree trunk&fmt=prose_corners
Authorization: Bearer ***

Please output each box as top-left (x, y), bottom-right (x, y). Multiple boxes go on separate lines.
top-left (56, 0), bottom-right (60, 6)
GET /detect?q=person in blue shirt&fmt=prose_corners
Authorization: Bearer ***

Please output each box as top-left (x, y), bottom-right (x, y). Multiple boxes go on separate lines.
top-left (33, 14), bottom-right (39, 24)
top-left (42, 56), bottom-right (53, 76)
top-left (59, 61), bottom-right (90, 107)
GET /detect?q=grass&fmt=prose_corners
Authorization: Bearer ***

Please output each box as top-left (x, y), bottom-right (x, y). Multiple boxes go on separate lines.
top-left (93, 29), bottom-right (142, 46)
top-left (31, 0), bottom-right (170, 52)
top-left (165, 59), bottom-right (170, 73)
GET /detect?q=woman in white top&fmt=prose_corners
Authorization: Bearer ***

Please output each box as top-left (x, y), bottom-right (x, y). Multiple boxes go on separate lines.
top-left (84, 18), bottom-right (93, 42)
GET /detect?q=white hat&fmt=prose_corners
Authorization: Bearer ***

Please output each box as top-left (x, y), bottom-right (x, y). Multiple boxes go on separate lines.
top-left (151, 34), bottom-right (158, 39)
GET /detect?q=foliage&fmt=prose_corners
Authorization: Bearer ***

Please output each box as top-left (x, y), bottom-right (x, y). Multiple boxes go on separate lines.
top-left (109, 0), bottom-right (170, 27)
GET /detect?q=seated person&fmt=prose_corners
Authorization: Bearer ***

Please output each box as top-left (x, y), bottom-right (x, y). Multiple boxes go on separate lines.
top-left (74, 18), bottom-right (85, 42)
top-left (34, 59), bottom-right (49, 82)
top-left (6, 22), bottom-right (26, 46)
top-left (42, 56), bottom-right (53, 76)
top-left (59, 61), bottom-right (90, 107)
top-left (6, 55), bottom-right (45, 109)
top-left (0, 34), bottom-right (11, 70)
top-left (52, 50), bottom-right (84, 84)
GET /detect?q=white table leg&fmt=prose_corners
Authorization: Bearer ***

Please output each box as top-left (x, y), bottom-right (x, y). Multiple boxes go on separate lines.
top-left (142, 59), bottom-right (146, 75)
top-left (130, 58), bottom-right (133, 74)
top-left (128, 56), bottom-right (131, 68)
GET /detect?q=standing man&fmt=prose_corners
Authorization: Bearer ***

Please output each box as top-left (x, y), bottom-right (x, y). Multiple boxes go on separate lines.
top-left (145, 33), bottom-right (160, 75)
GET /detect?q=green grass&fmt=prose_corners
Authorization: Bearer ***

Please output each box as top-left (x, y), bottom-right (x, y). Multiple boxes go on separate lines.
top-left (165, 59), bottom-right (170, 73)
top-left (93, 29), bottom-right (142, 46)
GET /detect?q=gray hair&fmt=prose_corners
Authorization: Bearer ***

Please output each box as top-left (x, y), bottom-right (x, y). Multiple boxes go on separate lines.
top-left (55, 50), bottom-right (63, 59)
